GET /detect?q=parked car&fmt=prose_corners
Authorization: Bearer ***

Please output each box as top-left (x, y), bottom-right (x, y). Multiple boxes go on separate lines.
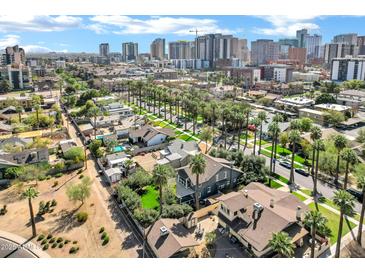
top-left (346, 188), bottom-right (363, 203)
top-left (279, 161), bottom-right (291, 169)
top-left (229, 235), bottom-right (238, 244)
top-left (295, 168), bottom-right (309, 177)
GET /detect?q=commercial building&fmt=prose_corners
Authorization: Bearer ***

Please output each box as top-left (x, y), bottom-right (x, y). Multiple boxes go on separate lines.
top-left (358, 36), bottom-right (365, 55)
top-left (296, 29), bottom-right (308, 48)
top-left (168, 41), bottom-right (195, 60)
top-left (333, 33), bottom-right (358, 45)
top-left (122, 42), bottom-right (138, 62)
top-left (330, 56), bottom-right (365, 81)
top-left (260, 64), bottom-right (294, 83)
top-left (324, 43), bottom-right (359, 64)
top-left (99, 43), bottom-right (110, 57)
top-left (251, 39), bottom-right (279, 65)
top-left (288, 48), bottom-right (307, 67)
top-left (227, 67), bottom-right (261, 87)
top-left (150, 38), bottom-right (165, 60)
top-left (305, 34), bottom-right (322, 61)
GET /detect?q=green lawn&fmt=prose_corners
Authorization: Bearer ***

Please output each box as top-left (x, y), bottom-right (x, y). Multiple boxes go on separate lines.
top-left (177, 133), bottom-right (192, 141)
top-left (266, 179), bottom-right (283, 189)
top-left (293, 191), bottom-right (308, 202)
top-left (308, 203), bottom-right (357, 244)
top-left (272, 173), bottom-right (289, 184)
top-left (266, 145), bottom-right (311, 166)
top-left (300, 188), bottom-right (312, 197)
top-left (141, 185), bottom-right (160, 210)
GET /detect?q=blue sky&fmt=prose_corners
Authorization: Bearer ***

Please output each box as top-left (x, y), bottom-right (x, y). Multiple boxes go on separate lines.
top-left (0, 15), bottom-right (364, 53)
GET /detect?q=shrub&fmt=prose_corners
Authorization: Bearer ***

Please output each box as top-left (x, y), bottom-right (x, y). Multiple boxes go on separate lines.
top-left (55, 173), bottom-right (63, 178)
top-left (77, 169), bottom-right (83, 174)
top-left (64, 240), bottom-right (70, 245)
top-left (73, 241), bottom-right (78, 244)
top-left (79, 174), bottom-right (84, 179)
top-left (51, 243), bottom-right (58, 248)
top-left (69, 246), bottom-right (78, 254)
top-left (47, 234), bottom-right (53, 239)
top-left (51, 199), bottom-right (57, 207)
top-left (46, 175), bottom-right (52, 180)
top-left (76, 212), bottom-right (88, 223)
top-left (43, 244), bottom-right (49, 250)
top-left (58, 243), bottom-right (64, 248)
top-left (56, 237), bottom-right (63, 243)
top-left (37, 234), bottom-right (45, 241)
top-left (41, 239), bottom-right (48, 245)
top-left (52, 181), bottom-right (58, 188)
top-left (38, 175), bottom-right (47, 181)
top-left (99, 227), bottom-right (105, 234)
top-left (102, 236), bottom-right (109, 246)
top-left (49, 238), bottom-right (55, 244)
top-left (101, 232), bottom-right (108, 240)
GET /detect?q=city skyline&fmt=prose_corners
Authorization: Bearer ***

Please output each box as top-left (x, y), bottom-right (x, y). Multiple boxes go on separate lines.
top-left (0, 15), bottom-right (365, 53)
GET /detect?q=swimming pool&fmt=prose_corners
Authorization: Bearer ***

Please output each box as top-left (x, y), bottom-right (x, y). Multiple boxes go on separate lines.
top-left (113, 145), bottom-right (125, 152)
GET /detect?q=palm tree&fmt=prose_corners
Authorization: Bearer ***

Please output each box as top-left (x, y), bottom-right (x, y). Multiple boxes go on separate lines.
top-left (87, 106), bottom-right (101, 139)
top-left (272, 114), bottom-right (283, 172)
top-left (250, 117), bottom-right (261, 156)
top-left (268, 122), bottom-right (280, 187)
top-left (333, 190), bottom-right (355, 258)
top-left (341, 148), bottom-right (358, 189)
top-left (210, 101), bottom-right (218, 145)
top-left (269, 232), bottom-right (295, 258)
top-left (288, 130), bottom-right (301, 186)
top-left (152, 164), bottom-right (175, 215)
top-left (310, 126), bottom-right (322, 175)
top-left (333, 134), bottom-right (348, 185)
top-left (313, 139), bottom-right (325, 199)
top-left (22, 187), bottom-right (39, 237)
top-left (124, 159), bottom-right (134, 177)
top-left (257, 111), bottom-right (268, 155)
top-left (190, 154), bottom-right (207, 211)
top-left (304, 210), bottom-right (328, 258)
top-left (16, 105), bottom-right (23, 123)
top-left (242, 106), bottom-right (251, 151)
top-left (200, 126), bottom-right (213, 153)
top-left (356, 176), bottom-right (365, 245)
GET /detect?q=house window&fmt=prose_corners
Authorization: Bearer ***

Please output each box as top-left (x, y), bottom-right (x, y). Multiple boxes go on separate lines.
top-left (234, 211), bottom-right (237, 216)
top-left (216, 174), bottom-right (219, 182)
top-left (207, 186), bottom-right (211, 194)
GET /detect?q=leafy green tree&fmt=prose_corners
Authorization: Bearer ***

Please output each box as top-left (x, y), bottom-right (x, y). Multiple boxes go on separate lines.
top-left (340, 148), bottom-right (358, 189)
top-left (88, 139), bottom-right (103, 158)
top-left (122, 168), bottom-right (151, 191)
top-left (304, 210), bottom-right (328, 258)
top-left (0, 80), bottom-right (11, 92)
top-left (205, 231), bottom-right (217, 249)
top-left (288, 130), bottom-right (301, 186)
top-left (22, 187), bottom-right (39, 237)
top-left (269, 232), bottom-right (295, 258)
top-left (333, 190), bottom-right (355, 258)
top-left (162, 185), bottom-right (177, 205)
top-left (124, 159), bottom-right (134, 177)
top-left (200, 126), bottom-right (213, 153)
top-left (323, 110), bottom-right (345, 127)
top-left (161, 204), bottom-right (193, 219)
top-left (239, 155), bottom-right (268, 185)
top-left (190, 154), bottom-right (207, 210)
top-left (66, 176), bottom-right (92, 206)
top-left (315, 93), bottom-right (337, 104)
top-left (117, 185), bottom-right (141, 211)
top-left (133, 208), bottom-right (158, 228)
top-left (152, 164), bottom-right (175, 215)
top-left (279, 132), bottom-right (289, 149)
top-left (4, 167), bottom-right (23, 179)
top-left (63, 147), bottom-right (85, 164)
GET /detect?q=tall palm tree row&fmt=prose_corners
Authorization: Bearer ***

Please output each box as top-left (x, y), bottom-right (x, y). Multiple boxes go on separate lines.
top-left (310, 126), bottom-right (322, 175)
top-left (189, 154), bottom-right (207, 211)
top-left (257, 111), bottom-right (268, 155)
top-left (288, 130), bottom-right (301, 186)
top-left (268, 122), bottom-right (280, 187)
top-left (313, 139), bottom-right (325, 199)
top-left (356, 176), bottom-right (365, 246)
top-left (340, 148), bottom-right (358, 190)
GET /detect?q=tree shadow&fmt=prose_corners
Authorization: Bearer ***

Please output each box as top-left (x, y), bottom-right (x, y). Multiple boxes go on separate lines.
top-left (51, 208), bottom-right (81, 233)
top-left (121, 232), bottom-right (139, 250)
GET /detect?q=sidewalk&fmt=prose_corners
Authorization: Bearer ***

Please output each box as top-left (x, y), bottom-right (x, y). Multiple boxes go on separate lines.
top-left (0, 229), bottom-right (50, 258)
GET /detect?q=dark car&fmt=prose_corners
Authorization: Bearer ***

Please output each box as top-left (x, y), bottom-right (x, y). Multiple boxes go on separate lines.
top-left (279, 161), bottom-right (291, 169)
top-left (346, 188), bottom-right (363, 203)
top-left (295, 168), bottom-right (310, 177)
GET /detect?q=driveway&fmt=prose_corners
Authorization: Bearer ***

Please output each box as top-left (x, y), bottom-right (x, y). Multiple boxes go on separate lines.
top-left (214, 234), bottom-right (251, 258)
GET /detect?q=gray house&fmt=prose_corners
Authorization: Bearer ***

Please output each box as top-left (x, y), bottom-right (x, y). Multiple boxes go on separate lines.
top-left (176, 154), bottom-right (242, 205)
top-left (0, 148), bottom-right (49, 165)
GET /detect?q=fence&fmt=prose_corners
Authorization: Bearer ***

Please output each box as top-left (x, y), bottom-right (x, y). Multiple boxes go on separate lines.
top-left (130, 142), bottom-right (168, 156)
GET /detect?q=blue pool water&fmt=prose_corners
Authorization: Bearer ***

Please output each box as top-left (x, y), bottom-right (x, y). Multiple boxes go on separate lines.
top-left (113, 146), bottom-right (125, 152)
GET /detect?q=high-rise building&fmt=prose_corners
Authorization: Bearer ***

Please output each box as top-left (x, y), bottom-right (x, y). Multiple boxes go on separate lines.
top-left (358, 36), bottom-right (365, 55)
top-left (296, 29), bottom-right (308, 48)
top-left (279, 39), bottom-right (299, 48)
top-left (150, 38), bottom-right (165, 60)
top-left (122, 42), bottom-right (138, 62)
top-left (288, 48), bottom-right (307, 67)
top-left (237, 39), bottom-right (250, 63)
top-left (4, 45), bottom-right (25, 65)
top-left (333, 33), bottom-right (358, 45)
top-left (99, 43), bottom-right (109, 57)
top-left (250, 39), bottom-right (279, 65)
top-left (305, 34), bottom-right (322, 60)
top-left (324, 43), bottom-right (359, 64)
top-left (331, 56), bottom-right (365, 81)
top-left (168, 41), bottom-right (195, 60)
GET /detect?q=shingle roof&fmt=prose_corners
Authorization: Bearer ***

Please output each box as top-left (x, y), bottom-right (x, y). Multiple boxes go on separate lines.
top-left (146, 218), bottom-right (199, 258)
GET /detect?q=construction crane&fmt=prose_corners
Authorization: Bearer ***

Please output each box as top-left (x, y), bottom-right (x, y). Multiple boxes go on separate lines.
top-left (189, 28), bottom-right (202, 60)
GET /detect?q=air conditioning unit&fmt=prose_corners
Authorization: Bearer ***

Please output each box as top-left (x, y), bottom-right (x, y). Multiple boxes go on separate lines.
top-left (160, 226), bottom-right (169, 236)
top-left (253, 202), bottom-right (264, 212)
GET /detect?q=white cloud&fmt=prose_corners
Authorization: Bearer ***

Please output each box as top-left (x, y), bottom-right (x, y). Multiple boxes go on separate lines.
top-left (0, 34), bottom-right (20, 47)
top-left (22, 45), bottom-right (68, 53)
top-left (88, 16), bottom-right (241, 35)
top-left (0, 15), bottom-right (82, 32)
top-left (253, 15), bottom-right (321, 37)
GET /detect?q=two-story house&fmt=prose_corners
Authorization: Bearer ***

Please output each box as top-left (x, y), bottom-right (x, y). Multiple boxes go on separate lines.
top-left (217, 182), bottom-right (309, 257)
top-left (175, 154), bottom-right (242, 205)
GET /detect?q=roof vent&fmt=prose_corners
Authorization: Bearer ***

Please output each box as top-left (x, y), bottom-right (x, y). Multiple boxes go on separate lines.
top-left (253, 202), bottom-right (264, 212)
top-left (270, 199), bottom-right (274, 208)
top-left (160, 226), bottom-right (169, 236)
top-left (244, 190), bottom-right (248, 198)
top-left (296, 206), bottom-right (302, 221)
